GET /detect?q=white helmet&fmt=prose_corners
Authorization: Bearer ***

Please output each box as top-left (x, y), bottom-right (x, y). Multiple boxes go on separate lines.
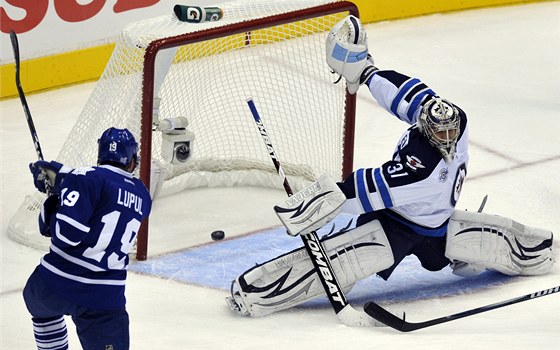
top-left (418, 98), bottom-right (460, 162)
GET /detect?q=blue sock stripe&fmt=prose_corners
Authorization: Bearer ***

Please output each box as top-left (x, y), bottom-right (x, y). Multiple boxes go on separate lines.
top-left (37, 341), bottom-right (68, 350)
top-left (34, 327), bottom-right (68, 350)
top-left (34, 328), bottom-right (67, 340)
top-left (33, 320), bottom-right (66, 334)
top-left (32, 316), bottom-right (64, 327)
top-left (36, 333), bottom-right (68, 344)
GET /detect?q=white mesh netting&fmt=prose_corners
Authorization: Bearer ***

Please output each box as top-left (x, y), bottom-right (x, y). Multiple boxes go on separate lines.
top-left (8, 0), bottom-right (356, 251)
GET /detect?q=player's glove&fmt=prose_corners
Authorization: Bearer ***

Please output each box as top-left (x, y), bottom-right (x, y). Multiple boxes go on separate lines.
top-left (38, 194), bottom-right (59, 237)
top-left (326, 15), bottom-right (378, 94)
top-left (29, 160), bottom-right (71, 195)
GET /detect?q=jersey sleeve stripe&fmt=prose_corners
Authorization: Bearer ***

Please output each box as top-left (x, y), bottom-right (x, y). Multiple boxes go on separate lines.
top-left (403, 82), bottom-right (429, 102)
top-left (55, 222), bottom-right (80, 246)
top-left (355, 168), bottom-right (374, 212)
top-left (365, 168), bottom-right (375, 192)
top-left (390, 78), bottom-right (420, 116)
top-left (56, 213), bottom-right (90, 233)
top-left (373, 168), bottom-right (394, 208)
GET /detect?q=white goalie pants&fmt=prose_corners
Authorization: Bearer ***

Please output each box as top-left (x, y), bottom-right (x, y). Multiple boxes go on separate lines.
top-left (229, 220), bottom-right (394, 317)
top-left (446, 210), bottom-right (554, 277)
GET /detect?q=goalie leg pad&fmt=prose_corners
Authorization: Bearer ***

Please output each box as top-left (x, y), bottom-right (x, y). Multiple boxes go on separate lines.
top-left (446, 210), bottom-right (554, 276)
top-left (226, 220), bottom-right (394, 317)
top-left (274, 173), bottom-right (346, 236)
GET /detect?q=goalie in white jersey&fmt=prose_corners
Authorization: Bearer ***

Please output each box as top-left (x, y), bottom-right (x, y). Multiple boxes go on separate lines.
top-left (226, 15), bottom-right (554, 320)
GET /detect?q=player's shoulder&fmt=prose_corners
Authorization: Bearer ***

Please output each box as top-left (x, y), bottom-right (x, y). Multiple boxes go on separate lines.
top-left (61, 165), bottom-right (107, 188)
top-left (398, 127), bottom-right (442, 177)
top-left (69, 166), bottom-right (144, 190)
top-left (69, 165), bottom-right (97, 176)
top-left (64, 166), bottom-right (98, 183)
top-left (100, 166), bottom-right (151, 199)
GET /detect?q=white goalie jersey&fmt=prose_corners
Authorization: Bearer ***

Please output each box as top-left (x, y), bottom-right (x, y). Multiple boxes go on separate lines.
top-left (338, 70), bottom-right (469, 237)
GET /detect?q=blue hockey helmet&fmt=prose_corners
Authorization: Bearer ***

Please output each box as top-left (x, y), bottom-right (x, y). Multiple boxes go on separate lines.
top-left (97, 127), bottom-right (138, 168)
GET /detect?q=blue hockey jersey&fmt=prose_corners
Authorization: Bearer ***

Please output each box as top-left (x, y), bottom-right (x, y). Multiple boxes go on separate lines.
top-left (38, 164), bottom-right (152, 310)
top-left (339, 70), bottom-right (469, 236)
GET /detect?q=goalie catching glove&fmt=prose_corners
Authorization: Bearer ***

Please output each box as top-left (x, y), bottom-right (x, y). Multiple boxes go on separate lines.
top-left (326, 15), bottom-right (377, 94)
top-left (274, 173), bottom-right (346, 236)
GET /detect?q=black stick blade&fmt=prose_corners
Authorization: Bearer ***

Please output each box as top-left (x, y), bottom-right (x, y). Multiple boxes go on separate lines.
top-left (364, 302), bottom-right (411, 332)
top-left (365, 285), bottom-right (560, 332)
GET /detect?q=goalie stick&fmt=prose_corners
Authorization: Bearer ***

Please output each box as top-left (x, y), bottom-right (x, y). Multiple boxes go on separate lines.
top-left (246, 97), bottom-right (376, 327)
top-left (9, 31), bottom-right (46, 161)
top-left (364, 285), bottom-right (560, 332)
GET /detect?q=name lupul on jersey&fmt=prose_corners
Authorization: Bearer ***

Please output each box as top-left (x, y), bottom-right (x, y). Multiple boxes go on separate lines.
top-left (117, 188), bottom-right (143, 215)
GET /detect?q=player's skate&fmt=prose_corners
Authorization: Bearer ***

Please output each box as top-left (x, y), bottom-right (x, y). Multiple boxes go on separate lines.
top-left (225, 281), bottom-right (250, 317)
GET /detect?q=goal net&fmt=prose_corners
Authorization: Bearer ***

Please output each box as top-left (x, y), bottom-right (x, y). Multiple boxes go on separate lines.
top-left (8, 0), bottom-right (358, 260)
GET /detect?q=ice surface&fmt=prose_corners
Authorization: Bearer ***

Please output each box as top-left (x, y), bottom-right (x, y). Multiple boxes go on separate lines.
top-left (1, 2), bottom-right (559, 349)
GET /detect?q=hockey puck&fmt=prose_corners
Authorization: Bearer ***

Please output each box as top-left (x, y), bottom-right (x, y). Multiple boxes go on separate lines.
top-left (211, 230), bottom-right (225, 241)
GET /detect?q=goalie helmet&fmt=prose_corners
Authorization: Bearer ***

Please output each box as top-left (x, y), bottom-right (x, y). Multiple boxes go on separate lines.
top-left (97, 127), bottom-right (138, 169)
top-left (418, 98), bottom-right (460, 162)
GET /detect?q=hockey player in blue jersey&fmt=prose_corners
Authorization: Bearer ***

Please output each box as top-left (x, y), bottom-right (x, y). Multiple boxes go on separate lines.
top-left (226, 16), bottom-right (553, 323)
top-left (23, 127), bottom-right (152, 349)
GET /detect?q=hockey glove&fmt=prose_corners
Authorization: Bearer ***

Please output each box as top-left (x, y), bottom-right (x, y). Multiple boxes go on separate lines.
top-left (38, 194), bottom-right (59, 237)
top-left (29, 160), bottom-right (71, 195)
top-left (326, 15), bottom-right (378, 94)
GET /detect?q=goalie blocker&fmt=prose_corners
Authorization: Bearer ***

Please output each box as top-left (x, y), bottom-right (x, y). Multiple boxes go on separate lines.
top-left (274, 173), bottom-right (346, 236)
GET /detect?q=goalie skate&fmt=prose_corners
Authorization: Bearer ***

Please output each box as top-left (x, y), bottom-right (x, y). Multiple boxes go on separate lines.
top-left (225, 283), bottom-right (250, 317)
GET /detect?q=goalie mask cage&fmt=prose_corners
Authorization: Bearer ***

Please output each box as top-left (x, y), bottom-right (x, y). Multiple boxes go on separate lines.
top-left (8, 0), bottom-right (358, 261)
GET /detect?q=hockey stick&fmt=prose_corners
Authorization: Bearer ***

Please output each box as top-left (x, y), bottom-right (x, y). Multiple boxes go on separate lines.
top-left (9, 30), bottom-right (45, 161)
top-left (477, 194), bottom-right (488, 213)
top-left (247, 97), bottom-right (375, 327)
top-left (364, 285), bottom-right (560, 332)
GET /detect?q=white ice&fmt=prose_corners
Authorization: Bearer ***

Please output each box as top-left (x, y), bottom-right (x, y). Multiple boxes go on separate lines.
top-left (1, 2), bottom-right (559, 349)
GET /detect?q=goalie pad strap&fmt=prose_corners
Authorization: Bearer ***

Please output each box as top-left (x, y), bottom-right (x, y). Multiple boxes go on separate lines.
top-left (274, 173), bottom-right (346, 236)
top-left (446, 210), bottom-right (554, 276)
